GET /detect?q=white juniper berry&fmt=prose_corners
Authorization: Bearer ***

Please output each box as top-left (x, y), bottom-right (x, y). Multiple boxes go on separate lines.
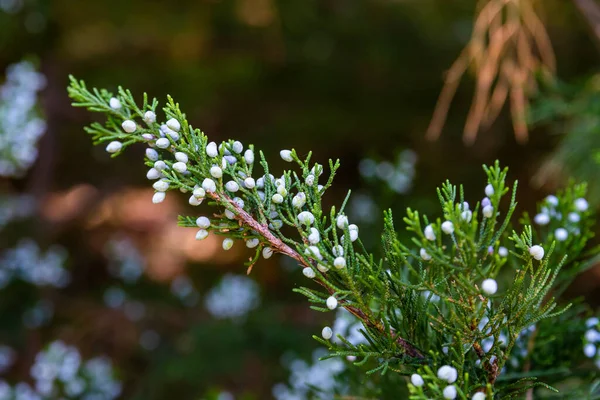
top-left (69, 80), bottom-right (600, 399)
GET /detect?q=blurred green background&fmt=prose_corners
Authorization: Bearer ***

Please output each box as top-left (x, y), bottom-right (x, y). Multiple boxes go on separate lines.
top-left (1, 0), bottom-right (599, 398)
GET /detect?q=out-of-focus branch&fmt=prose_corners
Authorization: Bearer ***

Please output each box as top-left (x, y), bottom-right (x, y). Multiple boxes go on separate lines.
top-left (573, 0), bottom-right (600, 44)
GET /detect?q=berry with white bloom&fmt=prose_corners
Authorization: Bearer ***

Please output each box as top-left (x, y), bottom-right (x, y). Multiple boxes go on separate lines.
top-left (584, 343), bottom-right (596, 358)
top-left (225, 210), bottom-right (235, 220)
top-left (321, 326), bottom-right (333, 340)
top-left (189, 195), bottom-right (202, 206)
top-left (154, 160), bottom-right (167, 170)
top-left (420, 248), bottom-right (431, 261)
top-left (586, 317), bottom-right (599, 327)
top-left (334, 257), bottom-right (346, 269)
top-left (206, 142), bottom-right (218, 157)
top-left (244, 177), bottom-right (255, 189)
top-left (152, 192), bottom-right (165, 204)
top-left (305, 246), bottom-right (323, 260)
top-left (193, 187), bottom-right (205, 198)
top-left (233, 197), bottom-right (245, 208)
top-left (143, 110), bottom-right (156, 123)
top-left (472, 393), bottom-right (486, 400)
top-left (302, 267), bottom-right (315, 278)
top-left (256, 177), bottom-right (265, 189)
top-left (575, 198), bottom-right (589, 212)
top-left (498, 246), bottom-right (508, 257)
top-left (332, 245), bottom-right (344, 257)
top-left (262, 247), bottom-right (273, 259)
top-left (222, 238), bottom-right (234, 251)
top-left (246, 238), bottom-right (259, 248)
top-left (196, 216), bottom-right (210, 228)
top-left (145, 148), bottom-right (159, 161)
top-left (105, 141), bottom-right (122, 153)
top-left (202, 178), bottom-right (217, 192)
top-left (336, 215), bottom-right (349, 229)
top-left (298, 211), bottom-right (315, 226)
top-left (482, 205), bottom-right (494, 218)
top-left (231, 141), bottom-right (243, 154)
top-left (244, 149), bottom-right (254, 164)
top-left (308, 228), bottom-right (320, 244)
top-left (276, 185), bottom-right (287, 197)
top-left (585, 329), bottom-right (600, 342)
top-left (326, 296), bottom-right (338, 310)
top-left (437, 365), bottom-right (458, 383)
top-left (441, 221), bottom-right (454, 234)
top-left (555, 228), bottom-right (568, 241)
top-left (481, 197), bottom-right (491, 207)
top-left (121, 120), bottom-right (136, 133)
top-left (305, 174), bottom-right (315, 186)
top-left (174, 152), bottom-right (188, 163)
top-left (280, 149), bottom-right (293, 162)
top-left (485, 184), bottom-right (494, 197)
top-left (152, 179), bottom-right (169, 192)
top-left (529, 245), bottom-right (544, 260)
top-left (109, 97), bottom-right (121, 109)
top-left (210, 166), bottom-right (223, 179)
top-left (481, 279), bottom-right (498, 295)
top-left (292, 192), bottom-right (306, 208)
top-left (568, 212), bottom-right (581, 223)
top-left (166, 118), bottom-right (180, 132)
top-left (346, 224), bottom-right (359, 242)
top-left (546, 195), bottom-right (559, 206)
top-left (196, 229), bottom-right (208, 240)
top-left (272, 194), bottom-right (284, 204)
top-left (225, 181), bottom-right (239, 192)
top-left (173, 162), bottom-right (187, 173)
top-left (156, 138), bottom-right (170, 149)
top-left (410, 374), bottom-right (424, 387)
top-left (534, 213), bottom-right (550, 225)
top-left (443, 385), bottom-right (457, 399)
top-left (146, 168), bottom-right (161, 180)
top-left (461, 210), bottom-right (472, 222)
top-left (424, 224), bottom-right (436, 241)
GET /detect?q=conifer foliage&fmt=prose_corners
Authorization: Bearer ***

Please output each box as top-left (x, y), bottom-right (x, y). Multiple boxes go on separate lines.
top-left (68, 77), bottom-right (600, 399)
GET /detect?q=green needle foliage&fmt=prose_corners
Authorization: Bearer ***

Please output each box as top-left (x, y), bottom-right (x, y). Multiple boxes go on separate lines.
top-left (68, 77), bottom-right (600, 399)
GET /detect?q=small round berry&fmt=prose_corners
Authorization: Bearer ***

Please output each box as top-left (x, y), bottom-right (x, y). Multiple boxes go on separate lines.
top-left (437, 365), bottom-right (458, 383)
top-left (244, 149), bottom-right (254, 164)
top-left (246, 238), bottom-right (259, 248)
top-left (441, 221), bottom-right (454, 234)
top-left (336, 215), bottom-right (349, 229)
top-left (575, 198), bottom-right (589, 212)
top-left (109, 97), bottom-right (121, 109)
top-left (262, 247), bottom-right (273, 259)
top-left (461, 210), bottom-right (472, 222)
top-left (145, 148), bottom-right (159, 161)
top-left (280, 149), bottom-right (293, 162)
top-left (546, 195), bottom-right (559, 206)
top-left (534, 213), bottom-right (550, 225)
top-left (152, 192), bottom-right (166, 204)
top-left (152, 179), bottom-right (169, 192)
top-left (305, 174), bottom-right (315, 186)
top-left (321, 326), bottom-right (333, 340)
top-left (244, 177), bottom-right (256, 189)
top-left (210, 166), bottom-right (223, 179)
top-left (326, 296), bottom-right (338, 310)
top-left (174, 152), bottom-right (188, 163)
top-left (202, 178), bottom-right (217, 193)
top-left (481, 197), bottom-right (491, 208)
top-left (156, 138), bottom-right (170, 149)
top-left (292, 193), bottom-right (306, 209)
top-left (529, 245), bottom-right (544, 260)
top-left (122, 120), bottom-right (136, 133)
top-left (443, 385), bottom-right (457, 399)
top-left (146, 168), bottom-right (161, 180)
top-left (410, 374), bottom-right (424, 387)
top-left (105, 141), bottom-right (122, 153)
top-left (498, 247), bottom-right (508, 257)
top-left (222, 238), bottom-right (234, 250)
top-left (483, 205), bottom-right (494, 218)
top-left (485, 184), bottom-right (494, 197)
top-left (166, 118), bottom-right (180, 132)
top-left (143, 111), bottom-right (156, 124)
top-left (584, 343), bottom-right (596, 358)
top-left (225, 181), bottom-right (240, 192)
top-left (154, 160), bottom-right (167, 171)
top-left (189, 195), bottom-right (202, 206)
top-left (568, 212), bottom-right (581, 223)
top-left (297, 211), bottom-right (315, 226)
top-left (334, 257), bottom-right (346, 269)
top-left (481, 279), bottom-right (498, 295)
top-left (193, 187), bottom-right (206, 198)
top-left (272, 194), bottom-right (284, 204)
top-left (424, 224), bottom-right (436, 241)
top-left (420, 248), bottom-right (432, 261)
top-left (471, 393), bottom-right (486, 400)
top-left (173, 162), bottom-right (187, 173)
top-left (555, 228), bottom-right (568, 241)
top-left (195, 229), bottom-right (208, 240)
top-left (308, 228), bottom-right (320, 244)
top-left (332, 245), bottom-right (344, 257)
top-left (302, 267), bottom-right (316, 278)
top-left (205, 141), bottom-right (218, 157)
top-left (196, 216), bottom-right (210, 228)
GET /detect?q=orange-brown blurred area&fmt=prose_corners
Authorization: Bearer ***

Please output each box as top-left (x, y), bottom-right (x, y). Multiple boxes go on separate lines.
top-left (1, 0), bottom-right (600, 398)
